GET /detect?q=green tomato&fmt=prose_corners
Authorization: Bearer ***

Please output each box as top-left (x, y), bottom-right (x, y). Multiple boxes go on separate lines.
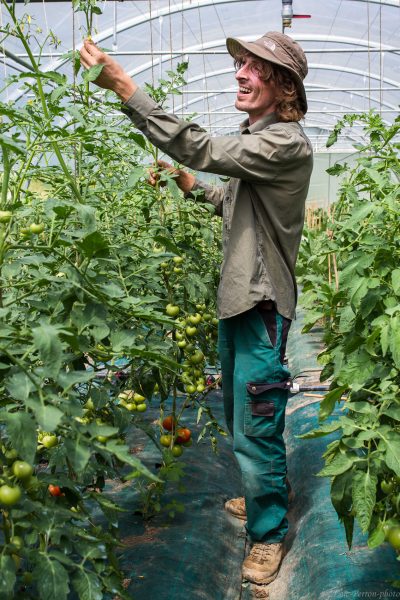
top-left (133, 393), bottom-right (145, 402)
top-left (29, 222), bottom-right (45, 234)
top-left (4, 449), bottom-right (19, 462)
top-left (188, 313), bottom-right (202, 325)
top-left (41, 434), bottom-right (58, 449)
top-left (12, 461), bottom-right (33, 481)
top-left (196, 384), bottom-right (206, 393)
top-left (177, 340), bottom-right (187, 348)
top-left (185, 384), bottom-right (197, 395)
top-left (173, 267), bottom-right (183, 274)
top-left (0, 484), bottom-right (21, 506)
top-left (189, 350), bottom-right (204, 365)
top-left (166, 304), bottom-right (180, 317)
top-left (173, 256), bottom-right (184, 264)
top-left (0, 210), bottom-right (12, 223)
top-left (381, 480), bottom-right (394, 495)
top-left (136, 403), bottom-right (147, 412)
top-left (186, 326), bottom-right (197, 337)
top-left (160, 434), bottom-right (173, 447)
top-left (125, 402), bottom-right (137, 411)
top-left (96, 435), bottom-right (108, 443)
top-left (387, 527), bottom-right (400, 550)
top-left (10, 535), bottom-right (24, 551)
top-left (171, 445), bottom-right (183, 457)
top-left (84, 398), bottom-right (95, 411)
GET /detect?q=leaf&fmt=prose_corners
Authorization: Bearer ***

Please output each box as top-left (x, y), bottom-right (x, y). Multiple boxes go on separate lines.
top-left (381, 431), bottom-right (400, 477)
top-left (368, 523), bottom-right (386, 549)
top-left (78, 231), bottom-right (109, 259)
top-left (319, 385), bottom-right (347, 421)
top-left (0, 555), bottom-right (16, 595)
top-left (338, 305), bottom-right (355, 333)
top-left (352, 469), bottom-right (377, 533)
top-left (32, 323), bottom-right (63, 379)
top-left (105, 440), bottom-right (160, 482)
top-left (64, 436), bottom-right (91, 474)
top-left (343, 514), bottom-right (354, 550)
top-left (331, 469), bottom-right (353, 515)
top-left (326, 129), bottom-right (338, 148)
top-left (82, 64), bottom-right (104, 82)
top-left (0, 133), bottom-right (26, 156)
top-left (33, 554), bottom-right (69, 600)
top-left (33, 403), bottom-right (64, 431)
top-left (381, 323), bottom-right (390, 356)
top-left (6, 372), bottom-right (35, 401)
top-left (1, 412), bottom-right (37, 463)
top-left (381, 405), bottom-right (400, 421)
top-left (392, 269), bottom-right (400, 295)
top-left (297, 420), bottom-right (342, 439)
top-left (317, 452), bottom-right (354, 477)
top-left (72, 569), bottom-right (102, 600)
top-left (389, 316), bottom-right (400, 368)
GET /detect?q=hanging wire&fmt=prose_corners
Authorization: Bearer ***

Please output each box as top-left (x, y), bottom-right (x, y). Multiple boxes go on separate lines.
top-left (379, 2), bottom-right (383, 115)
top-left (181, 0), bottom-right (185, 118)
top-left (0, 4), bottom-right (9, 102)
top-left (168, 0), bottom-right (174, 111)
top-left (72, 1), bottom-right (77, 178)
top-left (42, 0), bottom-right (53, 62)
top-left (148, 0), bottom-right (155, 87)
top-left (197, 1), bottom-right (211, 133)
top-left (367, 0), bottom-right (371, 111)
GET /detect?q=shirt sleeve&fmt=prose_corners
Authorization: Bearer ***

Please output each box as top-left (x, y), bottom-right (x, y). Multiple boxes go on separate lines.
top-left (184, 178), bottom-right (225, 217)
top-left (122, 88), bottom-right (308, 184)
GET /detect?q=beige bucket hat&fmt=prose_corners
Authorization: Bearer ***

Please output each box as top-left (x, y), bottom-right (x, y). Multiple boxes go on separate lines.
top-left (226, 31), bottom-right (308, 113)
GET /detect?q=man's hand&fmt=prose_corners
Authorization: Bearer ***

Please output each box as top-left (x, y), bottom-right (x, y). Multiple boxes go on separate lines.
top-left (148, 160), bottom-right (196, 195)
top-left (80, 39), bottom-right (137, 102)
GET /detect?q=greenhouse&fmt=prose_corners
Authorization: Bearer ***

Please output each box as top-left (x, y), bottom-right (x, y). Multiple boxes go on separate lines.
top-left (0, 1), bottom-right (399, 599)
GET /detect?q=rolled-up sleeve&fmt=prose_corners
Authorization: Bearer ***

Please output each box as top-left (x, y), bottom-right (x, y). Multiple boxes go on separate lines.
top-left (122, 88), bottom-right (305, 184)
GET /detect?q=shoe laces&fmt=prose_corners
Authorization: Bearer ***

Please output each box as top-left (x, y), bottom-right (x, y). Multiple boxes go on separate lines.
top-left (250, 543), bottom-right (276, 562)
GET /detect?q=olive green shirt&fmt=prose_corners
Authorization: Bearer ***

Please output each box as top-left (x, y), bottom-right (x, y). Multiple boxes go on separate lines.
top-left (122, 88), bottom-right (313, 320)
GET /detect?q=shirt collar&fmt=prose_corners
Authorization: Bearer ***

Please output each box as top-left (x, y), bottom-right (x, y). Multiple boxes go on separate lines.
top-left (240, 112), bottom-right (279, 134)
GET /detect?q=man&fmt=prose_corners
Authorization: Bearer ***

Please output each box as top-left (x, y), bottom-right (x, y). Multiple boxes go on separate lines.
top-left (80, 31), bottom-right (313, 585)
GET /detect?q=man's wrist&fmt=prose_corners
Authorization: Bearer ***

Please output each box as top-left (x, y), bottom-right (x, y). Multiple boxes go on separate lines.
top-left (114, 77), bottom-right (138, 103)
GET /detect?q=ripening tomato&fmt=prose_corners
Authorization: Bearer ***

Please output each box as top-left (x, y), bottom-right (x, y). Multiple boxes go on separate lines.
top-left (162, 415), bottom-right (176, 431)
top-left (176, 428), bottom-right (191, 444)
top-left (160, 434), bottom-right (173, 447)
top-left (48, 484), bottom-right (62, 497)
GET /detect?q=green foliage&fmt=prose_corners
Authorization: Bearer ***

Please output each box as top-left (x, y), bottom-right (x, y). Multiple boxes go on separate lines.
top-left (0, 2), bottom-right (222, 597)
top-left (297, 111), bottom-right (400, 561)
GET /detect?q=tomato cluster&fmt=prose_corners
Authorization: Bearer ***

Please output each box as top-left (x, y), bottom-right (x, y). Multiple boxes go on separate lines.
top-left (159, 415), bottom-right (192, 457)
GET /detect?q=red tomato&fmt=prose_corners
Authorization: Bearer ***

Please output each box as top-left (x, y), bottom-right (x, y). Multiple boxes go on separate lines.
top-left (162, 415), bottom-right (176, 432)
top-left (48, 484), bottom-right (63, 497)
top-left (176, 428), bottom-right (191, 444)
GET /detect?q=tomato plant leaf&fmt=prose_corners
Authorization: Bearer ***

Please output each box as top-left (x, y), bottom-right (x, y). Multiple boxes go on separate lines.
top-left (381, 431), bottom-right (400, 477)
top-left (31, 402), bottom-right (64, 432)
top-left (32, 323), bottom-right (64, 380)
top-left (317, 452), bottom-right (354, 477)
top-left (33, 554), bottom-right (70, 600)
top-left (319, 385), bottom-right (347, 421)
top-left (64, 436), bottom-right (91, 474)
top-left (82, 64), bottom-right (105, 83)
top-left (392, 269), bottom-right (400, 296)
top-left (297, 420), bottom-right (342, 439)
top-left (368, 522), bottom-right (386, 549)
top-left (389, 316), bottom-right (400, 368)
top-left (105, 440), bottom-right (160, 482)
top-left (6, 372), bottom-right (36, 401)
top-left (0, 555), bottom-right (16, 595)
top-left (72, 568), bottom-right (102, 600)
top-left (352, 469), bottom-right (377, 533)
top-left (1, 412), bottom-right (37, 463)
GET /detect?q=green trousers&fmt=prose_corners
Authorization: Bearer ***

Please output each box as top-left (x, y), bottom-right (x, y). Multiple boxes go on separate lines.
top-left (218, 306), bottom-right (291, 543)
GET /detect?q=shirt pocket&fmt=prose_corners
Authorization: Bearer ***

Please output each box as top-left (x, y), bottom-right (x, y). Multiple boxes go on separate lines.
top-left (244, 381), bottom-right (289, 438)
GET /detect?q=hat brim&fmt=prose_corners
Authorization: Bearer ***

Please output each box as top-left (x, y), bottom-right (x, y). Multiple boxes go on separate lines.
top-left (226, 37), bottom-right (308, 114)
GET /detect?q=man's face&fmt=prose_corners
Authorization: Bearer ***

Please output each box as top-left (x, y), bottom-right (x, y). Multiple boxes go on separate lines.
top-left (234, 55), bottom-right (276, 125)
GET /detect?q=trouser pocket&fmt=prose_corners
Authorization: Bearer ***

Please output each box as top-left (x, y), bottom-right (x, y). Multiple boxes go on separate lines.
top-left (244, 381), bottom-right (289, 437)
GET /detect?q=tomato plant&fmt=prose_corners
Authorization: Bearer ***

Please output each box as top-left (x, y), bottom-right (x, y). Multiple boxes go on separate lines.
top-left (297, 112), bottom-right (400, 581)
top-left (0, 2), bottom-right (223, 596)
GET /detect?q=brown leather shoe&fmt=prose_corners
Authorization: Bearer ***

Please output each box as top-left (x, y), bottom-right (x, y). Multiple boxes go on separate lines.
top-left (224, 496), bottom-right (246, 520)
top-left (225, 480), bottom-right (295, 521)
top-left (242, 542), bottom-right (283, 584)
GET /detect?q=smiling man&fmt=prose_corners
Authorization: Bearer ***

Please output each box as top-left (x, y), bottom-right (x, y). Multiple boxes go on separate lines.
top-left (81, 31), bottom-right (313, 586)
